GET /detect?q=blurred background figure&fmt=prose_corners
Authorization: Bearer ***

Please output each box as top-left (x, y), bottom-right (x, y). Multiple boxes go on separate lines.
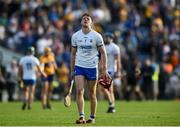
top-left (6, 59), bottom-right (19, 101)
top-left (123, 57), bottom-right (143, 101)
top-left (19, 47), bottom-right (46, 110)
top-left (141, 59), bottom-right (154, 100)
top-left (165, 71), bottom-right (180, 99)
top-left (151, 59), bottom-right (160, 100)
top-left (56, 61), bottom-right (69, 99)
top-left (40, 47), bottom-right (57, 109)
top-left (99, 32), bottom-right (121, 113)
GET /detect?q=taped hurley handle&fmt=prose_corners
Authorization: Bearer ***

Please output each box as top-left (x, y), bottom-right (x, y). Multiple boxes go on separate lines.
top-left (64, 80), bottom-right (74, 107)
top-left (68, 80), bottom-right (74, 95)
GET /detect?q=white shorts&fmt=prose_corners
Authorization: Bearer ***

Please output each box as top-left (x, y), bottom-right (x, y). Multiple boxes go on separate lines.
top-left (113, 78), bottom-right (122, 87)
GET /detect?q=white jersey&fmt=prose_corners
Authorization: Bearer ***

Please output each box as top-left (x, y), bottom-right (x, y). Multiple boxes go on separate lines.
top-left (105, 43), bottom-right (120, 73)
top-left (19, 55), bottom-right (40, 80)
top-left (71, 29), bottom-right (104, 68)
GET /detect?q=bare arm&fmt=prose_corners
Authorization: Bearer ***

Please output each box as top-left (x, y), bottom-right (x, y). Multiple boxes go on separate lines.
top-left (114, 53), bottom-right (122, 78)
top-left (53, 54), bottom-right (58, 71)
top-left (53, 62), bottom-right (57, 71)
top-left (37, 65), bottom-right (46, 78)
top-left (71, 47), bottom-right (77, 80)
top-left (98, 46), bottom-right (107, 76)
top-left (18, 65), bottom-right (23, 81)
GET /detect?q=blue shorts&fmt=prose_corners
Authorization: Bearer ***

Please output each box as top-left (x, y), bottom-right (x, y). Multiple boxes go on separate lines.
top-left (43, 74), bottom-right (54, 82)
top-left (75, 66), bottom-right (97, 80)
top-left (23, 79), bottom-right (36, 86)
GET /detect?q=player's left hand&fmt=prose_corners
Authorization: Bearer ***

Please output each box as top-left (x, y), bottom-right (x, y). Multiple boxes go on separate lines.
top-left (98, 72), bottom-right (112, 89)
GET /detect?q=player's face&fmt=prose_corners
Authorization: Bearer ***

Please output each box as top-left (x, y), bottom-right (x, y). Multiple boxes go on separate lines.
top-left (44, 51), bottom-right (50, 56)
top-left (104, 36), bottom-right (111, 44)
top-left (81, 16), bottom-right (92, 28)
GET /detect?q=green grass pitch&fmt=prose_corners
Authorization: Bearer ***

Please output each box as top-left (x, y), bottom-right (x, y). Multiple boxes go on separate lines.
top-left (0, 101), bottom-right (180, 126)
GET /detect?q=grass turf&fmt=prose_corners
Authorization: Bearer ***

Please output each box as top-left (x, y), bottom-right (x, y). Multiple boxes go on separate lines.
top-left (0, 101), bottom-right (180, 126)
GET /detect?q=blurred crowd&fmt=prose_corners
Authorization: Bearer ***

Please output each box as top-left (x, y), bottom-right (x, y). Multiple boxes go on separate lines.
top-left (0, 0), bottom-right (179, 102)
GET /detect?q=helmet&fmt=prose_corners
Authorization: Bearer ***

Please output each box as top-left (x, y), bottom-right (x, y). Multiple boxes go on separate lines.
top-left (104, 32), bottom-right (114, 39)
top-left (27, 46), bottom-right (35, 54)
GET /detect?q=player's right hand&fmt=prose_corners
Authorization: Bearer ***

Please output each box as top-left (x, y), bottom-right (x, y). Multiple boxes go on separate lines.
top-left (98, 72), bottom-right (112, 89)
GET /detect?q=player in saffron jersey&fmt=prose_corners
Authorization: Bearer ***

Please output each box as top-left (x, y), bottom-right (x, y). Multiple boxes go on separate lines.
top-left (19, 47), bottom-right (46, 110)
top-left (40, 47), bottom-right (57, 109)
top-left (101, 32), bottom-right (122, 113)
top-left (71, 13), bottom-right (108, 124)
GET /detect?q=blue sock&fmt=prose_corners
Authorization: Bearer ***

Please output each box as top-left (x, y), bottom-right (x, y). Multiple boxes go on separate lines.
top-left (90, 115), bottom-right (95, 119)
top-left (109, 102), bottom-right (114, 108)
top-left (79, 113), bottom-right (85, 118)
